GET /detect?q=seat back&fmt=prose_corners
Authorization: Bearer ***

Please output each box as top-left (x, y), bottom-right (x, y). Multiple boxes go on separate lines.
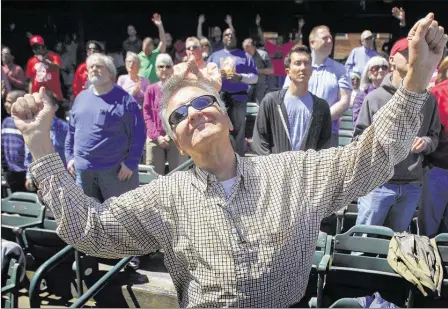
top-left (313, 231), bottom-right (329, 267)
top-left (340, 120), bottom-right (354, 131)
top-left (139, 172), bottom-right (158, 186)
top-left (332, 225), bottom-right (394, 272)
top-left (1, 192), bottom-right (44, 219)
top-left (326, 225), bottom-right (408, 306)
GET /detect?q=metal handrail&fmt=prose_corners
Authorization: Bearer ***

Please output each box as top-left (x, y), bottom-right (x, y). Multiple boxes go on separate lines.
top-left (29, 245), bottom-right (75, 308)
top-left (70, 257), bottom-right (132, 308)
top-left (69, 158), bottom-right (194, 308)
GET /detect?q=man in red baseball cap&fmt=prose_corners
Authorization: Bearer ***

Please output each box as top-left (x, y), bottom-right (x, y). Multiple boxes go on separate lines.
top-left (353, 36), bottom-right (440, 233)
top-left (25, 34), bottom-right (64, 105)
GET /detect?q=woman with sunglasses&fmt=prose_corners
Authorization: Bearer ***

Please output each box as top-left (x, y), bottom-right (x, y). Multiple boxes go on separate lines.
top-left (173, 37), bottom-right (221, 92)
top-left (352, 56), bottom-right (389, 125)
top-left (143, 54), bottom-right (187, 175)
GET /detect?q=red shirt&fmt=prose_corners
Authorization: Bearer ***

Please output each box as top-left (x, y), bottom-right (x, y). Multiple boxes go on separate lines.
top-left (26, 53), bottom-right (63, 101)
top-left (264, 40), bottom-right (295, 76)
top-left (431, 79), bottom-right (448, 129)
top-left (73, 62), bottom-right (88, 98)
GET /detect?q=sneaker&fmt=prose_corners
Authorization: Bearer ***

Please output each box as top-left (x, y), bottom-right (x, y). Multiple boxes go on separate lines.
top-left (126, 257), bottom-right (140, 271)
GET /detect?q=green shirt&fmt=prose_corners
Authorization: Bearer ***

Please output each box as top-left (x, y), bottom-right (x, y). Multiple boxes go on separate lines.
top-left (138, 48), bottom-right (160, 83)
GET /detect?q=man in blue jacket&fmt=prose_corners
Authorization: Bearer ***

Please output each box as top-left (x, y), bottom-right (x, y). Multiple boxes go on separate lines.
top-left (65, 53), bottom-right (145, 203)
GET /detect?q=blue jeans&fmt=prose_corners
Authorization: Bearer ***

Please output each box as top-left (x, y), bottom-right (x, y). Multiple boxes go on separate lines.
top-left (418, 167), bottom-right (448, 237)
top-left (76, 165), bottom-right (139, 203)
top-left (357, 183), bottom-right (422, 232)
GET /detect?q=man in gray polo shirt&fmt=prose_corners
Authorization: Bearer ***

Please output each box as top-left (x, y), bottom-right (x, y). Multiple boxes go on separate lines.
top-left (243, 38), bottom-right (273, 103)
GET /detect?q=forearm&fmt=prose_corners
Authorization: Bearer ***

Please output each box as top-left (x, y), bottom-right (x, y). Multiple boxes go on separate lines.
top-left (257, 26), bottom-right (265, 44)
top-left (197, 23), bottom-right (204, 39)
top-left (241, 73), bottom-right (258, 85)
top-left (330, 98), bottom-right (350, 121)
top-left (158, 25), bottom-right (167, 53)
top-left (29, 154), bottom-right (154, 258)
top-left (258, 68), bottom-right (273, 75)
top-left (8, 75), bottom-right (26, 89)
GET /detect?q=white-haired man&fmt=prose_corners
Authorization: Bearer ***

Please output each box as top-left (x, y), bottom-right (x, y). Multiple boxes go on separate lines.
top-left (64, 53), bottom-right (145, 203)
top-left (345, 30), bottom-right (379, 75)
top-left (10, 14), bottom-right (447, 308)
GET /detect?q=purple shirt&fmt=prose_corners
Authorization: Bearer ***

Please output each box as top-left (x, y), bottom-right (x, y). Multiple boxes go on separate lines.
top-left (65, 85), bottom-right (145, 171)
top-left (352, 84), bottom-right (377, 126)
top-left (117, 74), bottom-right (151, 108)
top-left (208, 48), bottom-right (257, 101)
top-left (1, 117), bottom-right (25, 172)
top-left (143, 82), bottom-right (165, 140)
top-left (345, 46), bottom-right (379, 75)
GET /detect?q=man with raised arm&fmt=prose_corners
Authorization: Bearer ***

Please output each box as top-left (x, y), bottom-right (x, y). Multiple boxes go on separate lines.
top-left (10, 14), bottom-right (447, 308)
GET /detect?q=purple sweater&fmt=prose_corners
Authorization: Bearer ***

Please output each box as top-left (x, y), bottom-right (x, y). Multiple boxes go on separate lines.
top-left (143, 82), bottom-right (165, 140)
top-left (65, 85), bottom-right (146, 171)
top-left (352, 84), bottom-right (377, 126)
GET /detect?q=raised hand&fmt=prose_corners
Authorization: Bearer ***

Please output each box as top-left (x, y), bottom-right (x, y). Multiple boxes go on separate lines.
top-left (225, 15), bottom-right (233, 26)
top-left (255, 14), bottom-right (261, 27)
top-left (404, 13), bottom-right (448, 92)
top-left (198, 14), bottom-right (205, 24)
top-left (152, 13), bottom-right (163, 27)
top-left (11, 87), bottom-right (57, 159)
top-left (392, 7), bottom-right (405, 23)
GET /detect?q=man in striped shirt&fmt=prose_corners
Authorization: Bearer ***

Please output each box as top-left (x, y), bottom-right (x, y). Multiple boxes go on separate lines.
top-left (1, 90), bottom-right (26, 192)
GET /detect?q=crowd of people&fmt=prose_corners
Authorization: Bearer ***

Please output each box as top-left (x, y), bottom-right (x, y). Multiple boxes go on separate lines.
top-left (2, 6), bottom-right (448, 278)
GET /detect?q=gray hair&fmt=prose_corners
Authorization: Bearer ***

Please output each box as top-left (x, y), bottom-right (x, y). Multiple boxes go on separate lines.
top-left (125, 51), bottom-right (140, 66)
top-left (86, 53), bottom-right (117, 80)
top-left (155, 53), bottom-right (174, 67)
top-left (160, 76), bottom-right (227, 138)
top-left (360, 56), bottom-right (389, 91)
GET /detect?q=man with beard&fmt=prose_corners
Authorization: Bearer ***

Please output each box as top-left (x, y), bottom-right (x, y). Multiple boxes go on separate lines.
top-left (64, 53), bottom-right (145, 203)
top-left (208, 28), bottom-right (258, 155)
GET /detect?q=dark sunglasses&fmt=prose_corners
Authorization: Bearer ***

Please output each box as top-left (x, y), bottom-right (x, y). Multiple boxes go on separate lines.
top-left (168, 95), bottom-right (216, 126)
top-left (370, 65), bottom-right (388, 72)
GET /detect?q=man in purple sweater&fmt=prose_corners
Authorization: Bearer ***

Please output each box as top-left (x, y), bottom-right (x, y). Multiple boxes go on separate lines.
top-left (65, 53), bottom-right (145, 202)
top-left (208, 28), bottom-right (258, 155)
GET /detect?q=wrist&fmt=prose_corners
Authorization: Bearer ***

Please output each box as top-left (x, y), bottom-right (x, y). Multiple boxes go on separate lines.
top-left (26, 135), bottom-right (55, 161)
top-left (403, 70), bottom-right (429, 94)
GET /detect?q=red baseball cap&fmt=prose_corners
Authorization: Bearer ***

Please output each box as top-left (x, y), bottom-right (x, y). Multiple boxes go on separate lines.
top-left (29, 35), bottom-right (45, 46)
top-left (390, 38), bottom-right (408, 57)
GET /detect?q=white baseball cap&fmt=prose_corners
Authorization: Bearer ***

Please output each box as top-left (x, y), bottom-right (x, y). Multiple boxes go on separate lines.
top-left (361, 30), bottom-right (373, 40)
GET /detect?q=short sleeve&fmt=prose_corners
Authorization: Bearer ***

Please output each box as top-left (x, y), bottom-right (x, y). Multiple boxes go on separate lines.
top-left (337, 64), bottom-right (352, 91)
top-left (51, 54), bottom-right (62, 67)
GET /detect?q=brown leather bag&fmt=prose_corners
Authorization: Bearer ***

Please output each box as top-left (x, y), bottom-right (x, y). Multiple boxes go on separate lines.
top-left (427, 124), bottom-right (448, 170)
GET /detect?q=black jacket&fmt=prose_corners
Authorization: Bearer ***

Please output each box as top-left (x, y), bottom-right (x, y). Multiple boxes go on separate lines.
top-left (252, 89), bottom-right (332, 155)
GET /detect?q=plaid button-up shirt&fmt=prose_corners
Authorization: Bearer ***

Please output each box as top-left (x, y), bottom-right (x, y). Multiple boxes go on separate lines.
top-left (30, 86), bottom-right (428, 307)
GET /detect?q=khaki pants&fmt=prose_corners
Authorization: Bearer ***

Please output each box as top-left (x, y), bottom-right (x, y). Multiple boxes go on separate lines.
top-left (145, 139), bottom-right (188, 175)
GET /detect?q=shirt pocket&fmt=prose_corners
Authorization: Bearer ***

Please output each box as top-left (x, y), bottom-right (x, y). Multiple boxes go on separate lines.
top-left (95, 105), bottom-right (122, 128)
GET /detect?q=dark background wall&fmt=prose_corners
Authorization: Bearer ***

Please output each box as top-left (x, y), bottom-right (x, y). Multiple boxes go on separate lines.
top-left (2, 0), bottom-right (448, 67)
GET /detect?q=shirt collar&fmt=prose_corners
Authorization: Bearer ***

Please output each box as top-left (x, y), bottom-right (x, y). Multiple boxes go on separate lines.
top-left (192, 154), bottom-right (252, 193)
top-left (312, 57), bottom-right (333, 69)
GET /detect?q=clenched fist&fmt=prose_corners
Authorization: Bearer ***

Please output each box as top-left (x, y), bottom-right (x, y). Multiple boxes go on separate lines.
top-left (11, 87), bottom-right (57, 160)
top-left (404, 13), bottom-right (448, 93)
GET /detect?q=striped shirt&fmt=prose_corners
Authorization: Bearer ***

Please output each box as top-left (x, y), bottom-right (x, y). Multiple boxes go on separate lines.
top-left (1, 117), bottom-right (26, 172)
top-left (30, 85), bottom-right (427, 307)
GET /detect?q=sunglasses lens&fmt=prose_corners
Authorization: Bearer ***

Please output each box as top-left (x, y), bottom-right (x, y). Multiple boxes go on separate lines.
top-left (191, 96), bottom-right (214, 110)
top-left (169, 106), bottom-right (187, 125)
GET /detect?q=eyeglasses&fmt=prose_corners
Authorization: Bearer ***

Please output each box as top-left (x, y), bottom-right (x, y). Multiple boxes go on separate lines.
top-left (168, 95), bottom-right (216, 126)
top-left (157, 65), bottom-right (172, 69)
top-left (370, 65), bottom-right (388, 72)
top-left (186, 45), bottom-right (200, 51)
